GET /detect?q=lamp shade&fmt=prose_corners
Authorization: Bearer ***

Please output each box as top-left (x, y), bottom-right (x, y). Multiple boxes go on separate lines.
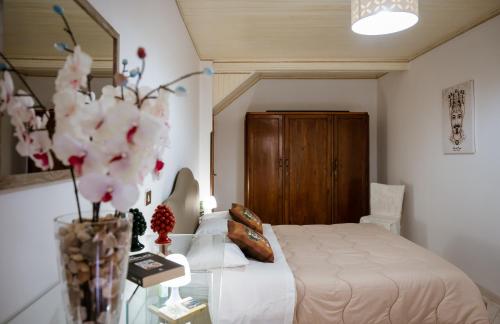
top-left (351, 0), bottom-right (419, 35)
top-left (204, 196), bottom-right (217, 211)
top-left (162, 253), bottom-right (191, 287)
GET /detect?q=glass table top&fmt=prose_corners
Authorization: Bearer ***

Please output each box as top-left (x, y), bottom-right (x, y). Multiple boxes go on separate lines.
top-left (8, 234), bottom-right (225, 324)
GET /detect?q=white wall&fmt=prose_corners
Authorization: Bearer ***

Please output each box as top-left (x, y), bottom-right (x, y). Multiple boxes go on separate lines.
top-left (0, 1), bottom-right (207, 321)
top-left (378, 15), bottom-right (500, 296)
top-left (198, 61), bottom-right (214, 202)
top-left (214, 79), bottom-right (378, 211)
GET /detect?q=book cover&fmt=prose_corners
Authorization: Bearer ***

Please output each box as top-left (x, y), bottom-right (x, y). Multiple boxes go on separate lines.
top-left (127, 252), bottom-right (185, 288)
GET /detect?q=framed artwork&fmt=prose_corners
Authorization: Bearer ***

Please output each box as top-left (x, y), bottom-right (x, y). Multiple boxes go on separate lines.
top-left (442, 80), bottom-right (475, 154)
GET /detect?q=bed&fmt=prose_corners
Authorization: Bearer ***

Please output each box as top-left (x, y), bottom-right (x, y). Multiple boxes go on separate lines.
top-left (168, 168), bottom-right (489, 324)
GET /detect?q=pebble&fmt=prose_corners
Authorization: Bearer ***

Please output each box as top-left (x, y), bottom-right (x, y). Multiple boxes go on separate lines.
top-left (56, 216), bottom-right (131, 323)
top-left (78, 271), bottom-right (90, 284)
top-left (70, 254), bottom-right (84, 261)
top-left (77, 230), bottom-right (92, 242)
top-left (78, 262), bottom-right (90, 272)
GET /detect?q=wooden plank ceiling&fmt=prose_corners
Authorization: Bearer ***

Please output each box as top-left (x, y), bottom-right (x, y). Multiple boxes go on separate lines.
top-left (177, 0), bottom-right (500, 111)
top-left (177, 0), bottom-right (500, 62)
top-left (3, 0), bottom-right (114, 76)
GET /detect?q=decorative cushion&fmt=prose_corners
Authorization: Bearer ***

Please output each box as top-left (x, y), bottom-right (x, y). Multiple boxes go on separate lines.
top-left (229, 204), bottom-right (263, 234)
top-left (227, 220), bottom-right (274, 263)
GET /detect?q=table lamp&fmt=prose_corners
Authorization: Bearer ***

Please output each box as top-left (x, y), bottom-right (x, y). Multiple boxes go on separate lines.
top-left (161, 253), bottom-right (191, 306)
top-left (203, 196), bottom-right (217, 213)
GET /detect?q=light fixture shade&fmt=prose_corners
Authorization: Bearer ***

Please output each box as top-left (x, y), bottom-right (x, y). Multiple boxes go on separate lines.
top-left (162, 253), bottom-right (191, 287)
top-left (352, 0), bottom-right (419, 35)
top-left (204, 195), bottom-right (217, 211)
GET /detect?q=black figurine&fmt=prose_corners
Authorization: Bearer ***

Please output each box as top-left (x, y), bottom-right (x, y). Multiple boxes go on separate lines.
top-left (129, 208), bottom-right (147, 252)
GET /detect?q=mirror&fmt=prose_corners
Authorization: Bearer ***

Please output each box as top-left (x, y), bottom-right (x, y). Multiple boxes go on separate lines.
top-left (0, 0), bottom-right (118, 190)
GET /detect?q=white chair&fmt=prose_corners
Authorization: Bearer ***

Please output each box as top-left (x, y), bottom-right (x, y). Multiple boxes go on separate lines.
top-left (360, 183), bottom-right (405, 234)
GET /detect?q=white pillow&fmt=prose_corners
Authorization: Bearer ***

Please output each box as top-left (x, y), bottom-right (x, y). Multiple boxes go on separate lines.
top-left (200, 210), bottom-right (231, 222)
top-left (186, 236), bottom-right (249, 270)
top-left (196, 217), bottom-right (228, 235)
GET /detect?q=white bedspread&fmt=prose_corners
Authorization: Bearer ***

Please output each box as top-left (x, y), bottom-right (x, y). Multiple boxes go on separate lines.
top-left (219, 224), bottom-right (296, 324)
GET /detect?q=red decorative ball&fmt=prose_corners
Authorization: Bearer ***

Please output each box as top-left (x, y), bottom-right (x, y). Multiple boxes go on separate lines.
top-left (137, 47), bottom-right (146, 59)
top-left (151, 205), bottom-right (175, 244)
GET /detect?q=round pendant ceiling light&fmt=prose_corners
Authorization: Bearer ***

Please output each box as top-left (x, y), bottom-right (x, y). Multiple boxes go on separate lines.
top-left (351, 0), bottom-right (419, 35)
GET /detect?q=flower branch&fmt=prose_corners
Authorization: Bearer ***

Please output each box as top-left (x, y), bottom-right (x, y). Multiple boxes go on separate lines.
top-left (0, 4), bottom-right (213, 223)
top-left (0, 52), bottom-right (47, 111)
top-left (53, 5), bottom-right (77, 46)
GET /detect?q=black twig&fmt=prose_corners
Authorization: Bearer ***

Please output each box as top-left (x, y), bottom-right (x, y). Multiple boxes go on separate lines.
top-left (92, 202), bottom-right (101, 222)
top-left (0, 52), bottom-right (46, 110)
top-left (70, 167), bottom-right (83, 223)
top-left (86, 75), bottom-right (93, 100)
top-left (61, 16), bottom-right (77, 46)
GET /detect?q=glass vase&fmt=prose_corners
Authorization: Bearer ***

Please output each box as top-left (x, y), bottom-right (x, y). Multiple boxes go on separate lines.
top-left (54, 212), bottom-right (132, 324)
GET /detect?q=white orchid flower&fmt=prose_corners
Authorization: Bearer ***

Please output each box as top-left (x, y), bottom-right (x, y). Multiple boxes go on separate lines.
top-left (142, 88), bottom-right (170, 126)
top-left (100, 85), bottom-right (136, 106)
top-left (7, 94), bottom-right (36, 131)
top-left (52, 133), bottom-right (104, 176)
top-left (93, 102), bottom-right (139, 143)
top-left (14, 130), bottom-right (54, 170)
top-left (0, 71), bottom-right (15, 113)
top-left (30, 131), bottom-right (54, 170)
top-left (78, 173), bottom-right (139, 212)
top-left (131, 110), bottom-right (164, 147)
top-left (53, 88), bottom-right (86, 119)
top-left (55, 46), bottom-right (92, 91)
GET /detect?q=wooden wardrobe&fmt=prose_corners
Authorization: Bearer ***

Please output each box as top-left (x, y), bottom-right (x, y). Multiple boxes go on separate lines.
top-left (245, 112), bottom-right (369, 225)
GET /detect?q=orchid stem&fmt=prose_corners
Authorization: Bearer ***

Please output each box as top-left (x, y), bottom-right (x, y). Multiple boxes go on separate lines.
top-left (70, 167), bottom-right (83, 223)
top-left (61, 15), bottom-right (77, 46)
top-left (139, 70), bottom-right (204, 107)
top-left (92, 202), bottom-right (100, 222)
top-left (86, 75), bottom-right (93, 100)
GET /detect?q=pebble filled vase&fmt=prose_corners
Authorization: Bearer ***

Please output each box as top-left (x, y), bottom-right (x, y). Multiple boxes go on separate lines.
top-left (54, 213), bottom-right (132, 324)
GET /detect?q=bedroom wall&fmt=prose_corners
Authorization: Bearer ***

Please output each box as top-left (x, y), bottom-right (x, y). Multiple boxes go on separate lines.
top-left (198, 61), bottom-right (214, 201)
top-left (214, 79), bottom-right (378, 211)
top-left (378, 15), bottom-right (500, 297)
top-left (0, 1), bottom-right (206, 322)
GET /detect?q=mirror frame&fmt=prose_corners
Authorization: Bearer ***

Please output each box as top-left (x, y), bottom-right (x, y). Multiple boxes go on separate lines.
top-left (0, 0), bottom-right (119, 192)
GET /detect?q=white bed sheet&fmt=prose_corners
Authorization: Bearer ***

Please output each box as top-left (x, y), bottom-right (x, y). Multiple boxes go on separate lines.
top-left (218, 224), bottom-right (296, 324)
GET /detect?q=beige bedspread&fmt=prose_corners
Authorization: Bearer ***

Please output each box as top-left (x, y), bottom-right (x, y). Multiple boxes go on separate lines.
top-left (273, 223), bottom-right (489, 324)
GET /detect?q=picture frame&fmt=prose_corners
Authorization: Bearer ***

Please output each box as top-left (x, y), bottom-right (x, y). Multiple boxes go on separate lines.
top-left (442, 80), bottom-right (475, 154)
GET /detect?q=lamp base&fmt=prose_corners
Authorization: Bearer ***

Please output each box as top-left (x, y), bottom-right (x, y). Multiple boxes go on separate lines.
top-left (165, 287), bottom-right (182, 306)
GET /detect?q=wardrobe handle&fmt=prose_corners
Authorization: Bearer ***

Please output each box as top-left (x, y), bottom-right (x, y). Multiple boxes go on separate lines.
top-left (334, 160), bottom-right (338, 179)
top-left (279, 158), bottom-right (283, 168)
top-left (285, 159), bottom-right (289, 168)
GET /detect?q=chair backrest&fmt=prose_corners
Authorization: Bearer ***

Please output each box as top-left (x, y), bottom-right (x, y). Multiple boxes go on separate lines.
top-left (370, 183), bottom-right (405, 218)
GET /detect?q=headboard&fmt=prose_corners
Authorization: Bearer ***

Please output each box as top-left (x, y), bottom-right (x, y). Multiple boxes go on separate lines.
top-left (164, 168), bottom-right (200, 234)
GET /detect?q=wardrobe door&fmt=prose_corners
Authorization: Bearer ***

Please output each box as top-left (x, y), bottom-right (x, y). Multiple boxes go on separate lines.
top-left (285, 114), bottom-right (332, 225)
top-left (334, 114), bottom-right (369, 224)
top-left (245, 114), bottom-right (283, 225)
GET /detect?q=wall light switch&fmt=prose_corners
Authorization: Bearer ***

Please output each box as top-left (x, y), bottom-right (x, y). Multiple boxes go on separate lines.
top-left (145, 190), bottom-right (152, 206)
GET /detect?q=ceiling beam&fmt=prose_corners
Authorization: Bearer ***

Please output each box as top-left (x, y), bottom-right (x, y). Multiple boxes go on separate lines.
top-left (213, 61), bottom-right (409, 74)
top-left (212, 60), bottom-right (409, 116)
